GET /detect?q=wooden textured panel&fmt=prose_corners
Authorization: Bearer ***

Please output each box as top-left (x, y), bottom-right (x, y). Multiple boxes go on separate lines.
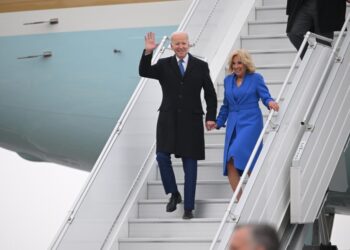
top-left (0, 0), bottom-right (172, 13)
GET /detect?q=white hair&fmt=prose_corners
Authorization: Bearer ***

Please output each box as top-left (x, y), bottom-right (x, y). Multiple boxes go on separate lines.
top-left (170, 31), bottom-right (189, 43)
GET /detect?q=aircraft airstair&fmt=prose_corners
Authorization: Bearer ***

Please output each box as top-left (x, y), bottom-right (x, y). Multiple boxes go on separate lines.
top-left (50, 0), bottom-right (350, 249)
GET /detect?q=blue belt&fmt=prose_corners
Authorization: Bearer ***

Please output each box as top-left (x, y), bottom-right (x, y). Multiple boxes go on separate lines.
top-left (229, 103), bottom-right (259, 112)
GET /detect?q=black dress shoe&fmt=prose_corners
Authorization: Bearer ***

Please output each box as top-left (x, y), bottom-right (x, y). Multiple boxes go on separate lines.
top-left (182, 210), bottom-right (194, 220)
top-left (166, 192), bottom-right (182, 212)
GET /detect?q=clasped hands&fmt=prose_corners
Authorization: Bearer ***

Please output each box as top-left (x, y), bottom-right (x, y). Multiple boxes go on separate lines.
top-left (206, 121), bottom-right (216, 131)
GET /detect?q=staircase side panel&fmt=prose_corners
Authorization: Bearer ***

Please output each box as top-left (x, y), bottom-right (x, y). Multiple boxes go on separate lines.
top-left (294, 35), bottom-right (350, 223)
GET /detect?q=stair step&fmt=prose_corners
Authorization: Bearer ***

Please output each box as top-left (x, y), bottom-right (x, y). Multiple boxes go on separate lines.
top-left (128, 218), bottom-right (221, 238)
top-left (250, 49), bottom-right (296, 65)
top-left (256, 64), bottom-right (296, 82)
top-left (147, 179), bottom-right (231, 199)
top-left (255, 5), bottom-right (286, 21)
top-left (168, 144), bottom-right (224, 162)
top-left (241, 34), bottom-right (293, 50)
top-left (204, 131), bottom-right (226, 144)
top-left (156, 161), bottom-right (224, 181)
top-left (138, 199), bottom-right (230, 219)
top-left (205, 144), bottom-right (224, 161)
top-left (263, 0), bottom-right (287, 7)
top-left (248, 20), bottom-right (287, 35)
top-left (119, 237), bottom-right (214, 250)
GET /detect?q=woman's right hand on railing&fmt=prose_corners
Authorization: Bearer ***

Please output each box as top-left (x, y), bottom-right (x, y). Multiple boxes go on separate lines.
top-left (268, 101), bottom-right (279, 112)
top-left (144, 32), bottom-right (158, 55)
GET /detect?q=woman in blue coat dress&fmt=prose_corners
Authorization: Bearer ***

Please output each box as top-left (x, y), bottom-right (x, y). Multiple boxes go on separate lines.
top-left (216, 49), bottom-right (279, 200)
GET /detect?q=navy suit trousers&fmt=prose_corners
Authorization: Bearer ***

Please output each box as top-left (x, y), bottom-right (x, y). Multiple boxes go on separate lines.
top-left (156, 152), bottom-right (197, 210)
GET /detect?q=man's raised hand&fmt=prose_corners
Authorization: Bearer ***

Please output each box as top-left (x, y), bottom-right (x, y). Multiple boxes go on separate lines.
top-left (145, 32), bottom-right (158, 54)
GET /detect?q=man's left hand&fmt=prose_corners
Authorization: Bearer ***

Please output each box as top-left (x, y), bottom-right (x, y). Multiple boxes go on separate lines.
top-left (206, 121), bottom-right (216, 131)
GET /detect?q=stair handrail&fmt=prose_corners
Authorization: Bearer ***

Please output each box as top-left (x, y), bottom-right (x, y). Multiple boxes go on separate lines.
top-left (100, 141), bottom-right (157, 249)
top-left (209, 31), bottom-right (312, 250)
top-left (190, 0), bottom-right (221, 46)
top-left (177, 0), bottom-right (201, 32)
top-left (301, 13), bottom-right (350, 126)
top-left (50, 36), bottom-right (169, 249)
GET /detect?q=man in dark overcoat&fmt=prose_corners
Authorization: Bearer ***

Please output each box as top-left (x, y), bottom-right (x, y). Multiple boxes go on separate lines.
top-left (286, 0), bottom-right (349, 58)
top-left (139, 32), bottom-right (217, 219)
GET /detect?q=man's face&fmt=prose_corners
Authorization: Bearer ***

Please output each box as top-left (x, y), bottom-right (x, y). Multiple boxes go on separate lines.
top-left (229, 228), bottom-right (253, 250)
top-left (171, 33), bottom-right (189, 59)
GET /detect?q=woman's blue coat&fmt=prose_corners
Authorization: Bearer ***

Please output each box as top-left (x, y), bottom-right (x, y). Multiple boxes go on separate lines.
top-left (216, 73), bottom-right (273, 176)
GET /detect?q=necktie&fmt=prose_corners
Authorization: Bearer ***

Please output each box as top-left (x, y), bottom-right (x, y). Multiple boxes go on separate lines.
top-left (178, 59), bottom-right (185, 76)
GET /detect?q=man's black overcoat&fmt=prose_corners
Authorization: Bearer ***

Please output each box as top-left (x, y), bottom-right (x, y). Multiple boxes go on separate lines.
top-left (139, 51), bottom-right (217, 160)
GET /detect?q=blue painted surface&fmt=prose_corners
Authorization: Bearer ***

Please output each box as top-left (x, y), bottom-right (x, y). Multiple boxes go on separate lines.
top-left (0, 26), bottom-right (176, 169)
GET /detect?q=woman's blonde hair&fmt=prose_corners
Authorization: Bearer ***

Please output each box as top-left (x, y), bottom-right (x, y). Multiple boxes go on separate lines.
top-left (228, 49), bottom-right (256, 73)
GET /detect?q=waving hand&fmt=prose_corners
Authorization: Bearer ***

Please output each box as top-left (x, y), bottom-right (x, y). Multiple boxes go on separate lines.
top-left (144, 32), bottom-right (158, 54)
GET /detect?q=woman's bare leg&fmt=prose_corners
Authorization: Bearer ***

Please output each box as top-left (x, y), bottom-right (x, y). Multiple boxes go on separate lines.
top-left (227, 158), bottom-right (242, 201)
